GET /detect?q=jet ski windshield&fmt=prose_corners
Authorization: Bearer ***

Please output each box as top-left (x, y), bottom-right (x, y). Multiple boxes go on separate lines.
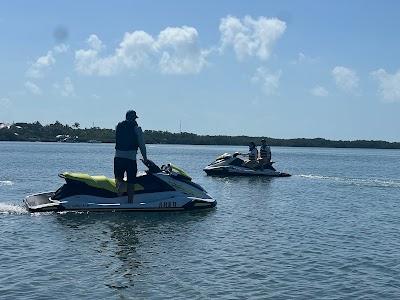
top-left (215, 153), bottom-right (232, 161)
top-left (143, 160), bottom-right (193, 182)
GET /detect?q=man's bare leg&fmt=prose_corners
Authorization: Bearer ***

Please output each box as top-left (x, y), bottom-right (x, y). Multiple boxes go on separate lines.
top-left (116, 179), bottom-right (124, 196)
top-left (127, 183), bottom-right (135, 203)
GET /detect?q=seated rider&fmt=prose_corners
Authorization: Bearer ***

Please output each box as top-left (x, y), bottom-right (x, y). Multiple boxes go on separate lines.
top-left (259, 139), bottom-right (271, 167)
top-left (244, 142), bottom-right (258, 169)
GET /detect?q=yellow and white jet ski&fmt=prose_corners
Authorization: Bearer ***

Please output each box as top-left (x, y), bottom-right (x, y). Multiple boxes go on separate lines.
top-left (25, 160), bottom-right (216, 212)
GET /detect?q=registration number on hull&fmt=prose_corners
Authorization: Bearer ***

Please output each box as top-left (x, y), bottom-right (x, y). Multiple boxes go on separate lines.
top-left (159, 201), bottom-right (177, 208)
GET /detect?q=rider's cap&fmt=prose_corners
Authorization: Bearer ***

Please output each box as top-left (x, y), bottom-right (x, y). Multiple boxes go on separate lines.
top-left (126, 110), bottom-right (138, 120)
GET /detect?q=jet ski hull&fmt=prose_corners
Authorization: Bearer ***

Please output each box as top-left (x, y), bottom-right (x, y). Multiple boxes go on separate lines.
top-left (204, 166), bottom-right (291, 177)
top-left (24, 191), bottom-right (216, 213)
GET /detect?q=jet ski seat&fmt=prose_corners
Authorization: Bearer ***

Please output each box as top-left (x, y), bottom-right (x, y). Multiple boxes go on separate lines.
top-left (59, 172), bottom-right (144, 193)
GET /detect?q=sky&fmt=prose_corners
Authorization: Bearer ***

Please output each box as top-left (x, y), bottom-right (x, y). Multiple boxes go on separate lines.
top-left (1, 0), bottom-right (400, 141)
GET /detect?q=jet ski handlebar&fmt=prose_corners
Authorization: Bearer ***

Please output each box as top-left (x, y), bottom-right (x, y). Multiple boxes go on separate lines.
top-left (141, 159), bottom-right (192, 180)
top-left (141, 159), bottom-right (161, 174)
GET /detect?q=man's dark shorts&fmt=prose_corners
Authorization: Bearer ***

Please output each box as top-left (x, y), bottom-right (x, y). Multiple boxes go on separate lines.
top-left (114, 157), bottom-right (137, 183)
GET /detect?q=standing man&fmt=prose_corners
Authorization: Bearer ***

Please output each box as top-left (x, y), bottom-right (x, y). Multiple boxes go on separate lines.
top-left (259, 139), bottom-right (271, 165)
top-left (114, 110), bottom-right (147, 203)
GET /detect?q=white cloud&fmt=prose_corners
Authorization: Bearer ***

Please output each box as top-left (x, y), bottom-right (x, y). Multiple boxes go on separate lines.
top-left (116, 31), bottom-right (157, 69)
top-left (75, 32), bottom-right (154, 76)
top-left (332, 66), bottom-right (359, 92)
top-left (26, 50), bottom-right (55, 78)
top-left (54, 77), bottom-right (75, 97)
top-left (252, 67), bottom-right (282, 95)
top-left (295, 52), bottom-right (307, 64)
top-left (0, 97), bottom-right (11, 108)
top-left (87, 34), bottom-right (104, 51)
top-left (26, 44), bottom-right (69, 78)
top-left (75, 27), bottom-right (208, 76)
top-left (310, 85), bottom-right (329, 97)
top-left (75, 46), bottom-right (111, 76)
top-left (157, 26), bottom-right (208, 74)
top-left (25, 81), bottom-right (42, 95)
top-left (371, 68), bottom-right (400, 102)
top-left (54, 43), bottom-right (69, 54)
top-left (291, 52), bottom-right (318, 65)
top-left (219, 15), bottom-right (286, 61)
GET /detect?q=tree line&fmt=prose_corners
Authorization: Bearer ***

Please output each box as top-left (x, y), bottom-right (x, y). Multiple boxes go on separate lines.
top-left (1, 121), bottom-right (399, 149)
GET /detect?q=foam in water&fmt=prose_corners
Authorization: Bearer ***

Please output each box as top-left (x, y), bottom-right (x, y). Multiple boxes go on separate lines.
top-left (0, 180), bottom-right (13, 186)
top-left (298, 174), bottom-right (400, 188)
top-left (0, 203), bottom-right (27, 214)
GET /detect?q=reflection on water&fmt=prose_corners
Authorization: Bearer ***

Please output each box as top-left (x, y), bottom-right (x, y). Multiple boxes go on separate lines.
top-left (54, 210), bottom-right (215, 295)
top-left (107, 219), bottom-right (141, 290)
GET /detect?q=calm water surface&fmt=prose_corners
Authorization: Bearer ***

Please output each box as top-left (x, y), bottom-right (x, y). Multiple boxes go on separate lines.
top-left (1, 142), bottom-right (400, 299)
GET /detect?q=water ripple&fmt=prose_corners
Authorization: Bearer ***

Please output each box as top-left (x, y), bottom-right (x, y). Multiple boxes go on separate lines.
top-left (0, 180), bottom-right (14, 186)
top-left (0, 202), bottom-right (27, 214)
top-left (298, 174), bottom-right (400, 188)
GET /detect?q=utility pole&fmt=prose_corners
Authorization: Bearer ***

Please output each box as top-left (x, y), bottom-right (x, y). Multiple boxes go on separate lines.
top-left (179, 120), bottom-right (182, 134)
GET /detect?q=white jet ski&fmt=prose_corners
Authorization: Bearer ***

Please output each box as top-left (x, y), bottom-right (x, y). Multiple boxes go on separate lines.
top-left (25, 160), bottom-right (216, 212)
top-left (203, 152), bottom-right (291, 177)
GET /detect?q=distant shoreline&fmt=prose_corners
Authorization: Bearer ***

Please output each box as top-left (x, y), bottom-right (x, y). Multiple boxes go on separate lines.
top-left (2, 140), bottom-right (400, 151)
top-left (1, 121), bottom-right (400, 149)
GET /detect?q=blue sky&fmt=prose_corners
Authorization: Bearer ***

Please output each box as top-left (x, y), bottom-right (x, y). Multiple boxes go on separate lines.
top-left (1, 0), bottom-right (400, 141)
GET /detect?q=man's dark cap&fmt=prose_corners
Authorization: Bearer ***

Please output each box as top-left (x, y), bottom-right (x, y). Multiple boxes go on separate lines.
top-left (126, 110), bottom-right (138, 120)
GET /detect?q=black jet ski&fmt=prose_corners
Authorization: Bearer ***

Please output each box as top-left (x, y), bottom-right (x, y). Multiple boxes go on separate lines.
top-left (204, 152), bottom-right (291, 177)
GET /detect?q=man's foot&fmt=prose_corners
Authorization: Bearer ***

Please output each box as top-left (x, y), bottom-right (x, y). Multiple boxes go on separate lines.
top-left (127, 183), bottom-right (135, 204)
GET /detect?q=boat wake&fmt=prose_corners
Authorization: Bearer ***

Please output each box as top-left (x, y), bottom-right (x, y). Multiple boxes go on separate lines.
top-left (0, 202), bottom-right (27, 214)
top-left (298, 174), bottom-right (400, 188)
top-left (0, 180), bottom-right (13, 186)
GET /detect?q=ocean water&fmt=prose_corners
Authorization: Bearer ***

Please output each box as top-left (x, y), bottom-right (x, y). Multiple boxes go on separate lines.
top-left (1, 142), bottom-right (400, 299)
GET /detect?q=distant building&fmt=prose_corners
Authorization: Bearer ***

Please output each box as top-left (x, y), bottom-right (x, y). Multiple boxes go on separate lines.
top-left (0, 122), bottom-right (10, 129)
top-left (56, 134), bottom-right (78, 143)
